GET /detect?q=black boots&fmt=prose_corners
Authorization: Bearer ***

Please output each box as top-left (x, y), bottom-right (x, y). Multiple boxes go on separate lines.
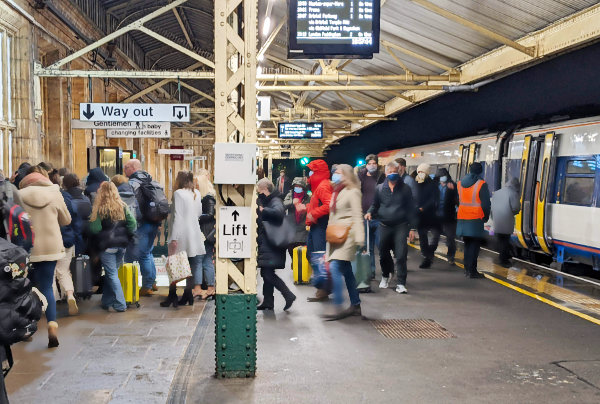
top-left (178, 288), bottom-right (194, 306)
top-left (283, 294), bottom-right (296, 311)
top-left (160, 285), bottom-right (178, 308)
top-left (419, 258), bottom-right (432, 269)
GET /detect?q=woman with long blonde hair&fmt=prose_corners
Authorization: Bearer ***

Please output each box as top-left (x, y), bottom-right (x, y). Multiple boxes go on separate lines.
top-left (89, 181), bottom-right (137, 312)
top-left (194, 169), bottom-right (216, 299)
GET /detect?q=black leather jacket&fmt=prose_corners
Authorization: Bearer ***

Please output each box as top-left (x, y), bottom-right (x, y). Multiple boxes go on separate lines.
top-left (199, 194), bottom-right (216, 244)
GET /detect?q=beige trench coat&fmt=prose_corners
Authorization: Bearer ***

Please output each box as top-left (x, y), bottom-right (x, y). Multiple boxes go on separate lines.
top-left (326, 187), bottom-right (365, 262)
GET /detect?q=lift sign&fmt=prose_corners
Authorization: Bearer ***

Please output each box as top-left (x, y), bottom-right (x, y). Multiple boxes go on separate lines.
top-left (79, 103), bottom-right (190, 122)
top-left (218, 207), bottom-right (252, 259)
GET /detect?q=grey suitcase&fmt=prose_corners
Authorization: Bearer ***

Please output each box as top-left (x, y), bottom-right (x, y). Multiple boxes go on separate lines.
top-left (71, 255), bottom-right (93, 299)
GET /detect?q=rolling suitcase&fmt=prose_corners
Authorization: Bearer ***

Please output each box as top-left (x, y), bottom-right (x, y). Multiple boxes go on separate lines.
top-left (354, 221), bottom-right (372, 293)
top-left (293, 246), bottom-right (312, 284)
top-left (118, 262), bottom-right (140, 308)
top-left (71, 255), bottom-right (93, 299)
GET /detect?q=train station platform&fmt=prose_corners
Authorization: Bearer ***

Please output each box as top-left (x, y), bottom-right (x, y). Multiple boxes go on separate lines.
top-left (7, 247), bottom-right (600, 404)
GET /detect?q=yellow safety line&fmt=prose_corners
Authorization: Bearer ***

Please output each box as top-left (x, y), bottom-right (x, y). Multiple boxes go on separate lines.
top-left (408, 243), bottom-right (600, 326)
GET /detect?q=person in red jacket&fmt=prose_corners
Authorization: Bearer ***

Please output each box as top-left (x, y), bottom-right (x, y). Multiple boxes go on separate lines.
top-left (305, 160), bottom-right (333, 301)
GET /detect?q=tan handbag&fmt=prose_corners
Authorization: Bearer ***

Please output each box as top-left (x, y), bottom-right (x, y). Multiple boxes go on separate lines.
top-left (326, 224), bottom-right (350, 245)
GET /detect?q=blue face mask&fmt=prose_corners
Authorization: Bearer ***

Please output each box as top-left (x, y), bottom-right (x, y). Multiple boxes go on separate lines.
top-left (429, 174), bottom-right (435, 179)
top-left (294, 187), bottom-right (303, 193)
top-left (440, 176), bottom-right (448, 183)
top-left (387, 173), bottom-right (400, 182)
top-left (331, 173), bottom-right (342, 184)
top-left (309, 171), bottom-right (314, 177)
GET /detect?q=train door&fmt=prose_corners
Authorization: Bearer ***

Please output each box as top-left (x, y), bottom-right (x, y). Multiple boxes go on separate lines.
top-left (458, 143), bottom-right (476, 180)
top-left (534, 132), bottom-right (556, 254)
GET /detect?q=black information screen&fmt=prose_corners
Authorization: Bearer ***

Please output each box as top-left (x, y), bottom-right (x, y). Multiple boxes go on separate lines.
top-left (278, 122), bottom-right (324, 139)
top-left (289, 0), bottom-right (380, 59)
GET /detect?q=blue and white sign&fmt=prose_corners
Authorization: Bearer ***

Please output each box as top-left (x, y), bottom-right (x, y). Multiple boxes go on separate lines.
top-left (79, 103), bottom-right (190, 122)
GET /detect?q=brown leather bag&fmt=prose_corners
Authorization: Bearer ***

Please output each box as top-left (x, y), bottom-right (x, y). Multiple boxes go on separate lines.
top-left (326, 224), bottom-right (350, 245)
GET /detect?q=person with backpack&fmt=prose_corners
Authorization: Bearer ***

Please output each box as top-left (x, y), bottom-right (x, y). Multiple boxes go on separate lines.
top-left (19, 167), bottom-right (71, 348)
top-left (124, 159), bottom-right (169, 296)
top-left (111, 175), bottom-right (140, 220)
top-left (84, 167), bottom-right (108, 205)
top-left (195, 169), bottom-right (216, 300)
top-left (89, 182), bottom-right (137, 312)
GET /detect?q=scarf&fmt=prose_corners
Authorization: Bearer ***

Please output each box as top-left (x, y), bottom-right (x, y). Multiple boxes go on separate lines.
top-left (19, 173), bottom-right (53, 189)
top-left (330, 183), bottom-right (346, 214)
top-left (293, 190), bottom-right (306, 224)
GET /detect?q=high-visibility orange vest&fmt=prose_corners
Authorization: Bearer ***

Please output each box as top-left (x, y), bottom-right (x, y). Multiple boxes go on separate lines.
top-left (457, 180), bottom-right (485, 220)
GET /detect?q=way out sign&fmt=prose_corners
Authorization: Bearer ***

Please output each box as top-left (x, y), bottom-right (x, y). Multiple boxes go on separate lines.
top-left (218, 207), bottom-right (251, 259)
top-left (79, 103), bottom-right (190, 122)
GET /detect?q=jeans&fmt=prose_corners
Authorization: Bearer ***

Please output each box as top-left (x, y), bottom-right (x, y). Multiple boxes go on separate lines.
top-left (379, 223), bottom-right (409, 286)
top-left (330, 259), bottom-right (360, 306)
top-left (190, 244), bottom-right (215, 286)
top-left (130, 221), bottom-right (159, 289)
top-left (366, 219), bottom-right (380, 276)
top-left (496, 233), bottom-right (512, 264)
top-left (260, 266), bottom-right (294, 307)
top-left (31, 261), bottom-right (57, 322)
top-left (430, 221), bottom-right (457, 260)
top-left (100, 248), bottom-right (127, 311)
top-left (306, 220), bottom-right (327, 260)
top-left (463, 236), bottom-right (481, 275)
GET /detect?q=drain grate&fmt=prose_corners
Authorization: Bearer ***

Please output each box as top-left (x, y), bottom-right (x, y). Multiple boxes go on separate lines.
top-left (371, 319), bottom-right (455, 339)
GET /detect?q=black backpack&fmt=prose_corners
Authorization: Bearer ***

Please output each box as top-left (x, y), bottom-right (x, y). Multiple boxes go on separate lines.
top-left (137, 179), bottom-right (170, 223)
top-left (0, 182), bottom-right (34, 252)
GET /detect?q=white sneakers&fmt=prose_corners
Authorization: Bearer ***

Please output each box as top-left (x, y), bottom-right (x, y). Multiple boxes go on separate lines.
top-left (379, 277), bottom-right (389, 289)
top-left (395, 284), bottom-right (408, 294)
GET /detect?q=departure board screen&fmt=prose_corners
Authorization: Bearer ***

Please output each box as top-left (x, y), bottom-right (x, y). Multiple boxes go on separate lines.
top-left (278, 122), bottom-right (324, 139)
top-left (288, 0), bottom-right (380, 59)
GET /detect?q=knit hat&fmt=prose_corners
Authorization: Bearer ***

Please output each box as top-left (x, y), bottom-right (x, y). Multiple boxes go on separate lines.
top-left (417, 163), bottom-right (430, 175)
top-left (291, 177), bottom-right (306, 188)
top-left (470, 162), bottom-right (483, 175)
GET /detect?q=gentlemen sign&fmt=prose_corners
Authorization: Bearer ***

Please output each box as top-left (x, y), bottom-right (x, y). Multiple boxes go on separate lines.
top-left (107, 122), bottom-right (171, 138)
top-left (218, 207), bottom-right (251, 259)
top-left (79, 103), bottom-right (190, 122)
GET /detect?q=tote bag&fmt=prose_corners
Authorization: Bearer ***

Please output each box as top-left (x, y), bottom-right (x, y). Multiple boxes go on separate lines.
top-left (166, 251), bottom-right (192, 284)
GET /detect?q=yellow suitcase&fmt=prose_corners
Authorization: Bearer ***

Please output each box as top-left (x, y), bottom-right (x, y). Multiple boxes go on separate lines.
top-left (293, 246), bottom-right (312, 284)
top-left (118, 262), bottom-right (140, 308)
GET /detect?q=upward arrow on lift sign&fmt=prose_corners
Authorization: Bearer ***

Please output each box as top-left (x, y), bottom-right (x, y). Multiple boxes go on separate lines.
top-left (82, 104), bottom-right (94, 119)
top-left (232, 210), bottom-right (240, 221)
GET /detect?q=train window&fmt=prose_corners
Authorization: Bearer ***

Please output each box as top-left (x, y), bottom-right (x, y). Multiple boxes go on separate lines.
top-left (539, 160), bottom-right (548, 202)
top-left (563, 177), bottom-right (594, 206)
top-left (567, 160), bottom-right (596, 175)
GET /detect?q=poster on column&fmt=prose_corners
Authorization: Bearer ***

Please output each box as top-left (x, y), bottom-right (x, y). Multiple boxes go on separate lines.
top-left (218, 207), bottom-right (252, 259)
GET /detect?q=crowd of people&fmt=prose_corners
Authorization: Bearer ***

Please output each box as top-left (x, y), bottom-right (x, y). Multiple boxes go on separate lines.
top-left (258, 156), bottom-right (521, 321)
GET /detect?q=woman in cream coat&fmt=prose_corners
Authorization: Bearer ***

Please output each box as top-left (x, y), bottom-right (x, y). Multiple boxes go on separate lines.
top-left (161, 171), bottom-right (205, 308)
top-left (325, 164), bottom-right (365, 321)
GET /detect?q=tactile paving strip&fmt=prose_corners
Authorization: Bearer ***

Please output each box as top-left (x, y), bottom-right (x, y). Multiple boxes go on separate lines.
top-left (371, 319), bottom-right (456, 339)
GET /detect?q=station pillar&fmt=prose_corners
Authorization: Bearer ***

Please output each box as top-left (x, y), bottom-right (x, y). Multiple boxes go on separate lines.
top-left (213, 0), bottom-right (259, 378)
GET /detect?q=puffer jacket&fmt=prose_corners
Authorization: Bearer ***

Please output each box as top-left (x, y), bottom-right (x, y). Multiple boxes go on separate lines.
top-left (89, 207), bottom-right (137, 251)
top-left (306, 160), bottom-right (332, 227)
top-left (19, 174), bottom-right (71, 262)
top-left (283, 177), bottom-right (310, 244)
top-left (415, 176), bottom-right (440, 227)
top-left (257, 191), bottom-right (286, 269)
top-left (63, 187), bottom-right (92, 255)
top-left (199, 194), bottom-right (216, 244)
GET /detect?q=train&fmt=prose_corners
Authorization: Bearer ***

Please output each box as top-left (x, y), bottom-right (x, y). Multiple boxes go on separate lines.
top-left (377, 116), bottom-right (600, 273)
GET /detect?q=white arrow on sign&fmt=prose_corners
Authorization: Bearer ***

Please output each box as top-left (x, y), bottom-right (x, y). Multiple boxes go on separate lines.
top-left (79, 103), bottom-right (190, 122)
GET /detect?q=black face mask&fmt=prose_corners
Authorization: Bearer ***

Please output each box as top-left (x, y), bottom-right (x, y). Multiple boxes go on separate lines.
top-left (257, 193), bottom-right (267, 204)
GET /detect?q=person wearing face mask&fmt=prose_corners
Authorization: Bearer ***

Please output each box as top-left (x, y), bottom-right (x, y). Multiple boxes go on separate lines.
top-left (283, 177), bottom-right (311, 258)
top-left (256, 178), bottom-right (296, 311)
top-left (414, 163), bottom-right (440, 269)
top-left (395, 158), bottom-right (417, 198)
top-left (324, 164), bottom-right (365, 320)
top-left (357, 154), bottom-right (385, 278)
top-left (430, 168), bottom-right (459, 265)
top-left (457, 162), bottom-right (491, 278)
top-left (305, 160), bottom-right (333, 301)
top-left (366, 161), bottom-right (417, 294)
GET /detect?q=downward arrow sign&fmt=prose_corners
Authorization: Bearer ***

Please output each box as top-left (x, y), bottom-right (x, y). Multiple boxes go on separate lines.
top-left (82, 104), bottom-right (95, 120)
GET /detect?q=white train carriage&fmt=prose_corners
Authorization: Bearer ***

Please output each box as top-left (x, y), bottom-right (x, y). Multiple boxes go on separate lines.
top-left (378, 116), bottom-right (600, 271)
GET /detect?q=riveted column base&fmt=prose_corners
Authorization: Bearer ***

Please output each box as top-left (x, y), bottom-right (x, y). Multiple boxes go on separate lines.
top-left (215, 294), bottom-right (257, 378)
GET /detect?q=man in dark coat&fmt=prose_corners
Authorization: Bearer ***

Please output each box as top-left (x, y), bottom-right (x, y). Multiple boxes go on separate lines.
top-left (430, 168), bottom-right (459, 265)
top-left (256, 178), bottom-right (296, 311)
top-left (457, 162), bottom-right (491, 278)
top-left (414, 163), bottom-right (440, 268)
top-left (275, 169), bottom-right (291, 196)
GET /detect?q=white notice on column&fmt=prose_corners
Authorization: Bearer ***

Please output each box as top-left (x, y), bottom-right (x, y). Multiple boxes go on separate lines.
top-left (218, 206), bottom-right (252, 259)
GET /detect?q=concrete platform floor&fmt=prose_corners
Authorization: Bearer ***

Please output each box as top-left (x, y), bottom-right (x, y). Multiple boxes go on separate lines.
top-left (185, 248), bottom-right (600, 404)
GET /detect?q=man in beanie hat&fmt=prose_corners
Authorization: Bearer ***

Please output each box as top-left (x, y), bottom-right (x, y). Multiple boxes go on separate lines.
top-left (414, 163), bottom-right (440, 268)
top-left (456, 162), bottom-right (491, 278)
